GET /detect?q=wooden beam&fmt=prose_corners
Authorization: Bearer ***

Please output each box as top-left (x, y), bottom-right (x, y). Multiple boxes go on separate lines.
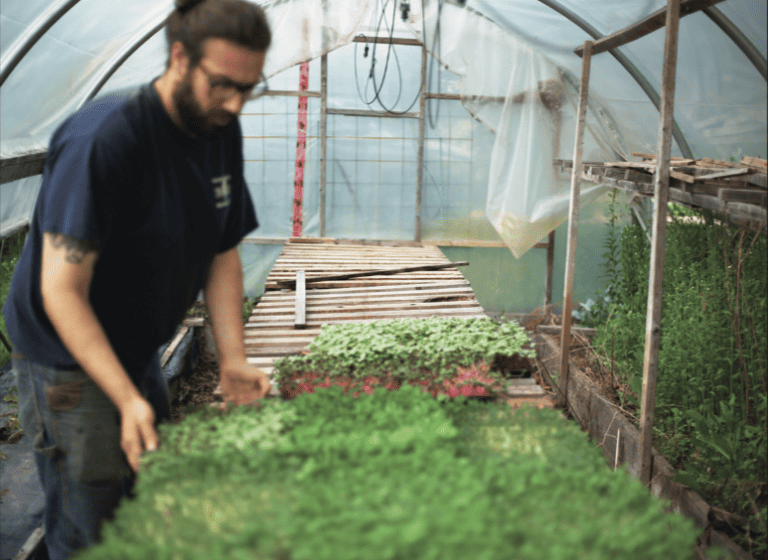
top-left (747, 174), bottom-right (767, 188)
top-left (0, 220), bottom-right (30, 240)
top-left (294, 270), bottom-right (306, 329)
top-left (352, 35), bottom-right (422, 47)
top-left (558, 41), bottom-right (592, 409)
top-left (238, 238), bottom-right (554, 249)
top-left (575, 0), bottom-right (724, 57)
top-left (0, 150), bottom-right (47, 184)
top-left (160, 326), bottom-right (190, 368)
top-left (261, 89), bottom-right (321, 98)
top-left (696, 167), bottom-right (751, 181)
top-left (741, 156), bottom-right (767, 170)
top-left (326, 107), bottom-right (419, 119)
top-left (640, 0), bottom-right (681, 488)
top-left (275, 261), bottom-right (469, 288)
top-left (11, 526), bottom-right (45, 560)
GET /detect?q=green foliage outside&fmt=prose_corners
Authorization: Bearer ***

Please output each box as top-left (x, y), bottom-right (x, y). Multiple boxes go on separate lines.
top-left (77, 386), bottom-right (698, 560)
top-left (0, 229), bottom-right (26, 366)
top-left (185, 296), bottom-right (258, 323)
top-left (583, 197), bottom-right (767, 557)
top-left (273, 316), bottom-right (534, 388)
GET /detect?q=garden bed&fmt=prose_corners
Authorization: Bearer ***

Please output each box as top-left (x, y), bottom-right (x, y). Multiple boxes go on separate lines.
top-left (272, 317), bottom-right (536, 401)
top-left (78, 383), bottom-right (699, 560)
top-left (534, 331), bottom-right (756, 560)
top-left (68, 315), bottom-right (701, 559)
top-left (538, 201), bottom-right (767, 560)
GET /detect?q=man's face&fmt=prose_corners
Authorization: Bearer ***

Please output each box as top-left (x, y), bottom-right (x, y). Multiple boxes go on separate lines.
top-left (174, 38), bottom-right (265, 140)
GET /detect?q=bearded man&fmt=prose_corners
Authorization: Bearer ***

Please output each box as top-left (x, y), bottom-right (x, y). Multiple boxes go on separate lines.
top-left (3, 1), bottom-right (271, 557)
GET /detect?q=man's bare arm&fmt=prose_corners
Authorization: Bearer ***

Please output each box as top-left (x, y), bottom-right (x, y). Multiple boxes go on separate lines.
top-left (204, 246), bottom-right (270, 404)
top-left (47, 234), bottom-right (99, 264)
top-left (40, 232), bottom-right (157, 471)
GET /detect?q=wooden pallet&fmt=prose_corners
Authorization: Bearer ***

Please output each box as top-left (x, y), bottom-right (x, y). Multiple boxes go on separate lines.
top-left (581, 155), bottom-right (767, 226)
top-left (202, 238), bottom-right (552, 402)
top-left (245, 239), bottom-right (487, 382)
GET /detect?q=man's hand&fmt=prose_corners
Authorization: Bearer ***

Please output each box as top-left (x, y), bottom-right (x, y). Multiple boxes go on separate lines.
top-left (220, 361), bottom-right (271, 405)
top-left (119, 395), bottom-right (158, 472)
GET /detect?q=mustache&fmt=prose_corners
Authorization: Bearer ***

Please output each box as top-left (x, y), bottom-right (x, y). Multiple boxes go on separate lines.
top-left (208, 109), bottom-right (237, 122)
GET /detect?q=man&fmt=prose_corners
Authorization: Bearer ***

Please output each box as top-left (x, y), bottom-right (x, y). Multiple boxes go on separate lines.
top-left (2, 0), bottom-right (271, 557)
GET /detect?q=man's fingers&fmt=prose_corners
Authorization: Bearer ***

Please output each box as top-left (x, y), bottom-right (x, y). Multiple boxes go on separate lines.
top-left (120, 398), bottom-right (159, 472)
top-left (141, 422), bottom-right (159, 453)
top-left (122, 434), bottom-right (142, 472)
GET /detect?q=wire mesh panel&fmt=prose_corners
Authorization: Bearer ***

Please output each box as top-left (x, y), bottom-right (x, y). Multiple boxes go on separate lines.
top-left (422, 98), bottom-right (498, 242)
top-left (241, 95), bottom-right (320, 238)
top-left (325, 114), bottom-right (417, 239)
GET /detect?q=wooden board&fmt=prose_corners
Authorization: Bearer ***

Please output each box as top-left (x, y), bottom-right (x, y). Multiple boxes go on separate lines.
top-left (583, 161), bottom-right (766, 226)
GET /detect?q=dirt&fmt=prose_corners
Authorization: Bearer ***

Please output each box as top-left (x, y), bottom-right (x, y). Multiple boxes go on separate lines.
top-left (170, 329), bottom-right (221, 423)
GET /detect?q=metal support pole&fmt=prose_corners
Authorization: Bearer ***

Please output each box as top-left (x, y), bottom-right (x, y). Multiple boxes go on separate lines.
top-left (78, 17), bottom-right (166, 109)
top-left (639, 0), bottom-right (680, 487)
top-left (557, 40), bottom-right (592, 409)
top-left (320, 53), bottom-right (328, 237)
top-left (415, 43), bottom-right (427, 242)
top-left (0, 0), bottom-right (81, 88)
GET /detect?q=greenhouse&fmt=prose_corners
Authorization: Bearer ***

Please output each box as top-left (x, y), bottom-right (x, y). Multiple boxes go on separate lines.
top-left (1, 0), bottom-right (766, 559)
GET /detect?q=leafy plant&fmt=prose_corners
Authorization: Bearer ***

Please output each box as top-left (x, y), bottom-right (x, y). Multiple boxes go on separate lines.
top-left (273, 316), bottom-right (533, 396)
top-left (589, 204), bottom-right (767, 557)
top-left (78, 388), bottom-right (699, 560)
top-left (0, 229), bottom-right (27, 366)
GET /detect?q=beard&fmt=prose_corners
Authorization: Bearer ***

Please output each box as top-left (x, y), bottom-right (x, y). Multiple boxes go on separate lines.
top-left (173, 77), bottom-right (236, 140)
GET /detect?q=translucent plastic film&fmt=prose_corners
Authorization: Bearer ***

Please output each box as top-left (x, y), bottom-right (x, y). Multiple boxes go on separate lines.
top-left (421, 3), bottom-right (615, 257)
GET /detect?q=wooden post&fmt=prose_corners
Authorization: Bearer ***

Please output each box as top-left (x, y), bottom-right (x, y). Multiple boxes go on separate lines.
top-left (557, 41), bottom-right (592, 409)
top-left (415, 43), bottom-right (427, 242)
top-left (545, 231), bottom-right (555, 306)
top-left (639, 0), bottom-right (680, 487)
top-left (320, 53), bottom-right (328, 237)
top-left (545, 87), bottom-right (561, 308)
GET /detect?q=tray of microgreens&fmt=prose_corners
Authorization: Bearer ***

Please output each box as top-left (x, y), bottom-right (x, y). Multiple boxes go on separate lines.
top-left (273, 316), bottom-right (535, 400)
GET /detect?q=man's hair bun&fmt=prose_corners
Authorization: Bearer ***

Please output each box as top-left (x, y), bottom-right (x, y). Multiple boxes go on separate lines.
top-left (175, 0), bottom-right (206, 15)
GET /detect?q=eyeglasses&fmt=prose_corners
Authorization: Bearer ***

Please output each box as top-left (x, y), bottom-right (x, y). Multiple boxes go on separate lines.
top-left (198, 64), bottom-right (269, 101)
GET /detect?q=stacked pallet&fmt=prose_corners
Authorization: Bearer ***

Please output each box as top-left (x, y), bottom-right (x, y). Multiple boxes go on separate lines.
top-left (581, 154), bottom-right (767, 225)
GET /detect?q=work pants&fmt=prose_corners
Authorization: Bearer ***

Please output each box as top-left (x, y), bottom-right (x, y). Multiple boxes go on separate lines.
top-left (13, 354), bottom-right (170, 560)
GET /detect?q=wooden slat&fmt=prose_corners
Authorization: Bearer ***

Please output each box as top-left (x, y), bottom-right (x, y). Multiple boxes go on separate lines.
top-left (160, 326), bottom-right (190, 368)
top-left (718, 188), bottom-right (767, 206)
top-left (747, 174), bottom-right (767, 188)
top-left (574, 0), bottom-right (724, 57)
top-left (741, 156), bottom-right (767, 170)
top-left (260, 281), bottom-right (471, 299)
top-left (257, 289), bottom-right (476, 307)
top-left (246, 311), bottom-right (488, 329)
top-left (698, 156), bottom-right (742, 169)
top-left (251, 300), bottom-right (483, 318)
top-left (294, 270), bottom-right (306, 329)
top-left (696, 168), bottom-right (751, 181)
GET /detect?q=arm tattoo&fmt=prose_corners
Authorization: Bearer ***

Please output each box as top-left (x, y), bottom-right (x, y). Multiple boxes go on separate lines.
top-left (49, 234), bottom-right (99, 264)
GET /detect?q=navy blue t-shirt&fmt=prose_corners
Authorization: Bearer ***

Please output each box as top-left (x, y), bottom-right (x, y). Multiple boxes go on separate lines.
top-left (3, 80), bottom-right (258, 381)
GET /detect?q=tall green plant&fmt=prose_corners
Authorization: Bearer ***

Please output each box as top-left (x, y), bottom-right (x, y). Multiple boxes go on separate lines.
top-left (0, 229), bottom-right (27, 366)
top-left (592, 206), bottom-right (767, 557)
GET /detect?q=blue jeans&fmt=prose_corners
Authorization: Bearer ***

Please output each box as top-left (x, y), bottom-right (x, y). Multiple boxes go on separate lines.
top-left (13, 355), bottom-right (170, 560)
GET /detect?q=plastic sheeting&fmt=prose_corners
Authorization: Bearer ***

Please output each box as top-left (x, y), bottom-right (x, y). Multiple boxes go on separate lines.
top-left (1, 0), bottom-right (766, 273)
